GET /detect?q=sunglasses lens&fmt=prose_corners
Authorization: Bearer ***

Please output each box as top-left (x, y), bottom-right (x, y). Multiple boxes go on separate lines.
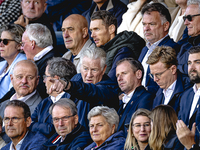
top-left (3, 39), bottom-right (8, 45)
top-left (183, 15), bottom-right (192, 22)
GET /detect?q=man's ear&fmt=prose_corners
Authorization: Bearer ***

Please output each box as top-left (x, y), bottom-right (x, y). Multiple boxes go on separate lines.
top-left (82, 27), bottom-right (88, 39)
top-left (108, 24), bottom-right (116, 35)
top-left (163, 21), bottom-right (170, 32)
top-left (26, 117), bottom-right (32, 128)
top-left (10, 74), bottom-right (14, 85)
top-left (31, 40), bottom-right (36, 49)
top-left (170, 65), bottom-right (177, 75)
top-left (135, 70), bottom-right (142, 80)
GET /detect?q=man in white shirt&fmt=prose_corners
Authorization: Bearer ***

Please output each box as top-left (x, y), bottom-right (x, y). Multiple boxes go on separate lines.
top-left (0, 60), bottom-right (42, 118)
top-left (21, 23), bottom-right (61, 99)
top-left (116, 58), bottom-right (155, 135)
top-left (138, 2), bottom-right (180, 94)
top-left (1, 100), bottom-right (47, 150)
top-left (147, 46), bottom-right (192, 114)
top-left (178, 45), bottom-right (200, 129)
top-left (30, 57), bottom-right (77, 138)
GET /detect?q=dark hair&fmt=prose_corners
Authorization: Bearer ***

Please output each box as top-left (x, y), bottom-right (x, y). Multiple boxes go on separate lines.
top-left (47, 57), bottom-right (77, 81)
top-left (116, 58), bottom-right (144, 80)
top-left (91, 10), bottom-right (117, 35)
top-left (141, 3), bottom-right (171, 26)
top-left (189, 46), bottom-right (200, 54)
top-left (5, 100), bottom-right (31, 118)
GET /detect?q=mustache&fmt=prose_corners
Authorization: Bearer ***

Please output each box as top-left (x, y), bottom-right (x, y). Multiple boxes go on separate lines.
top-left (189, 69), bottom-right (197, 74)
top-left (20, 83), bottom-right (30, 88)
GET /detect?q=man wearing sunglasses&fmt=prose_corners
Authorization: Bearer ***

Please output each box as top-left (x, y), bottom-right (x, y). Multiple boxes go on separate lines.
top-left (177, 0), bottom-right (200, 75)
top-left (138, 3), bottom-right (180, 94)
top-left (147, 46), bottom-right (192, 114)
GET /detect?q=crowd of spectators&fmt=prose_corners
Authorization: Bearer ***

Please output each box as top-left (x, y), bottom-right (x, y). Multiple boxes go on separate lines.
top-left (0, 0), bottom-right (200, 149)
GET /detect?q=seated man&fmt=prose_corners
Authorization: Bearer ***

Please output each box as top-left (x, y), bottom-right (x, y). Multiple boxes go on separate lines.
top-left (62, 14), bottom-right (95, 73)
top-left (0, 60), bottom-right (42, 118)
top-left (138, 3), bottom-right (180, 94)
top-left (30, 57), bottom-right (77, 138)
top-left (116, 58), bottom-right (154, 135)
top-left (48, 47), bottom-right (120, 130)
top-left (90, 10), bottom-right (145, 81)
top-left (147, 46), bottom-right (192, 113)
top-left (43, 98), bottom-right (92, 149)
top-left (21, 23), bottom-right (61, 99)
top-left (1, 100), bottom-right (47, 150)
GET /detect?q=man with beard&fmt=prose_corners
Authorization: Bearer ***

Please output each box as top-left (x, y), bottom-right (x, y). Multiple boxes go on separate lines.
top-left (178, 46), bottom-right (200, 129)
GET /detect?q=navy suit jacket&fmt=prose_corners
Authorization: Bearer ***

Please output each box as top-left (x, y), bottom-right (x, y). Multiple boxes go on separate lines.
top-left (117, 86), bottom-right (155, 136)
top-left (153, 70), bottom-right (192, 114)
top-left (138, 35), bottom-right (180, 94)
top-left (178, 87), bottom-right (200, 128)
top-left (2, 131), bottom-right (47, 150)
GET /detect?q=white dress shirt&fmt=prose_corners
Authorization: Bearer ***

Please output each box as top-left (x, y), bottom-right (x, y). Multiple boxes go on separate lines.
top-left (50, 92), bottom-right (65, 103)
top-left (163, 80), bottom-right (177, 105)
top-left (122, 90), bottom-right (134, 108)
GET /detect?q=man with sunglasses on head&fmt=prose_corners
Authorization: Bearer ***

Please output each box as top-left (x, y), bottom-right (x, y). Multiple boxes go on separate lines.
top-left (43, 98), bottom-right (92, 150)
top-left (177, 0), bottom-right (200, 75)
top-left (1, 100), bottom-right (47, 150)
top-left (138, 3), bottom-right (180, 94)
top-left (146, 46), bottom-right (192, 114)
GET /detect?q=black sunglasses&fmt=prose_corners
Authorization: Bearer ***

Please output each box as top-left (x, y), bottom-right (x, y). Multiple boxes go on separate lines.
top-left (0, 39), bottom-right (16, 45)
top-left (183, 14), bottom-right (200, 22)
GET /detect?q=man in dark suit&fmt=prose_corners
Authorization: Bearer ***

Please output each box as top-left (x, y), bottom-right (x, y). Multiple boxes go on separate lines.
top-left (1, 100), bottom-right (47, 150)
top-left (115, 58), bottom-right (154, 136)
top-left (138, 3), bottom-right (180, 94)
top-left (0, 60), bottom-right (42, 118)
top-left (178, 46), bottom-right (200, 129)
top-left (147, 46), bottom-right (192, 114)
top-left (21, 23), bottom-right (60, 99)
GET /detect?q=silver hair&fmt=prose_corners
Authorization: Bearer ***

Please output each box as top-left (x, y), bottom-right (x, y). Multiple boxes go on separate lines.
top-left (25, 23), bottom-right (53, 48)
top-left (47, 57), bottom-right (77, 81)
top-left (187, 0), bottom-right (200, 11)
top-left (88, 106), bottom-right (119, 132)
top-left (13, 60), bottom-right (39, 76)
top-left (80, 47), bottom-right (106, 71)
top-left (49, 98), bottom-right (77, 116)
top-left (0, 24), bottom-right (25, 44)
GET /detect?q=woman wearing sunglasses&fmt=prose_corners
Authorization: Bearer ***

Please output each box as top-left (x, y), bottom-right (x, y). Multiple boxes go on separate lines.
top-left (0, 24), bottom-right (26, 99)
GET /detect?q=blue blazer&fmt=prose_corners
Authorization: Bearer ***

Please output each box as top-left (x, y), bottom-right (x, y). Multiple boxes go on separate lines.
top-left (177, 34), bottom-right (200, 75)
top-left (178, 87), bottom-right (200, 128)
top-left (153, 70), bottom-right (192, 114)
top-left (30, 93), bottom-right (70, 138)
top-left (2, 131), bottom-right (48, 150)
top-left (138, 35), bottom-right (180, 94)
top-left (117, 86), bottom-right (155, 136)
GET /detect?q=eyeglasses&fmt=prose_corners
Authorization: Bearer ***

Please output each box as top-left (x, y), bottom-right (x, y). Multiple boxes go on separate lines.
top-left (183, 14), bottom-right (200, 22)
top-left (132, 123), bottom-right (151, 131)
top-left (0, 39), bottom-right (16, 45)
top-left (149, 68), bottom-right (169, 80)
top-left (52, 115), bottom-right (75, 123)
top-left (3, 117), bottom-right (25, 124)
top-left (43, 75), bottom-right (51, 80)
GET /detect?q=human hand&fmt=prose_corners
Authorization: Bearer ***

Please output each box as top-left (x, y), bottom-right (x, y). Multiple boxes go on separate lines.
top-left (14, 15), bottom-right (29, 27)
top-left (47, 78), bottom-right (68, 95)
top-left (176, 120), bottom-right (196, 149)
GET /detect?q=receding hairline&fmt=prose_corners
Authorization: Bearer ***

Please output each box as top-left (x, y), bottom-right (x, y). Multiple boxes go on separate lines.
top-left (13, 60), bottom-right (37, 75)
top-left (63, 14), bottom-right (88, 28)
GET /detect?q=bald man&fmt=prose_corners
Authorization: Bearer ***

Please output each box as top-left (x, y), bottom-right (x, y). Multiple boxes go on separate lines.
top-left (62, 14), bottom-right (95, 73)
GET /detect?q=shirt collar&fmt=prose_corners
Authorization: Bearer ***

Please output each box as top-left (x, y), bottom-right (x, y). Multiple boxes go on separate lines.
top-left (193, 84), bottom-right (200, 94)
top-left (34, 45), bottom-right (53, 61)
top-left (50, 92), bottom-right (65, 103)
top-left (122, 90), bottom-right (135, 104)
top-left (10, 131), bottom-right (29, 150)
top-left (10, 90), bottom-right (36, 102)
top-left (163, 80), bottom-right (177, 94)
top-left (147, 34), bottom-right (168, 49)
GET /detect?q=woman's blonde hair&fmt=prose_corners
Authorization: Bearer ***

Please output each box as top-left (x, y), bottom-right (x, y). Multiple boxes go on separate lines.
top-left (124, 109), bottom-right (151, 150)
top-left (149, 105), bottom-right (177, 150)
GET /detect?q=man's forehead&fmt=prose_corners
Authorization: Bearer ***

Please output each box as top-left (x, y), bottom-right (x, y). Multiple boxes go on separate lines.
top-left (189, 53), bottom-right (200, 61)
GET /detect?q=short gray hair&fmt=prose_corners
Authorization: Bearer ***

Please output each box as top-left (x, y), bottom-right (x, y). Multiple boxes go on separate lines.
top-left (47, 57), bottom-right (77, 81)
top-left (80, 47), bottom-right (106, 71)
top-left (88, 106), bottom-right (119, 132)
top-left (187, 0), bottom-right (200, 11)
top-left (25, 23), bottom-right (53, 48)
top-left (49, 98), bottom-right (77, 116)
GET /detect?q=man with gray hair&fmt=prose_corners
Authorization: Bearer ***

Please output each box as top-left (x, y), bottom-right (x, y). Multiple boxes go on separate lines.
top-left (177, 0), bottom-right (200, 75)
top-left (138, 3), bottom-right (180, 94)
top-left (48, 47), bottom-right (120, 130)
top-left (43, 98), bottom-right (92, 149)
top-left (21, 23), bottom-right (61, 99)
top-left (30, 57), bottom-right (77, 138)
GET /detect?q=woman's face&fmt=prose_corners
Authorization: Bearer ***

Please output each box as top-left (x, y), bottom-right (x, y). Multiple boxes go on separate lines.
top-left (89, 115), bottom-right (115, 147)
top-left (0, 31), bottom-right (19, 61)
top-left (132, 115), bottom-right (151, 143)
